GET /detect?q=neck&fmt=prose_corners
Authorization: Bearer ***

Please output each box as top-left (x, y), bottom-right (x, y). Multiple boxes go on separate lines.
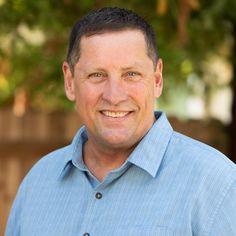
top-left (83, 140), bottom-right (134, 181)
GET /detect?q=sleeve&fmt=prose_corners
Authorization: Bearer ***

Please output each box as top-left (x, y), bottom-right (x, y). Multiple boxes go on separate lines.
top-left (4, 179), bottom-right (27, 236)
top-left (208, 179), bottom-right (236, 236)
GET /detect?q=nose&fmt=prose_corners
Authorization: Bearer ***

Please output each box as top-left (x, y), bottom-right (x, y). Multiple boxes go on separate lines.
top-left (102, 76), bottom-right (127, 105)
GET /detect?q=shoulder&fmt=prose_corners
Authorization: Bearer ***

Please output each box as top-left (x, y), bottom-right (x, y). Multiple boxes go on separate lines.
top-left (170, 131), bottom-right (236, 171)
top-left (13, 144), bottom-right (73, 205)
top-left (5, 145), bottom-right (73, 235)
top-left (24, 144), bottom-right (72, 182)
top-left (169, 131), bottom-right (236, 188)
top-left (19, 126), bottom-right (86, 187)
top-left (168, 131), bottom-right (236, 234)
top-left (167, 130), bottom-right (236, 204)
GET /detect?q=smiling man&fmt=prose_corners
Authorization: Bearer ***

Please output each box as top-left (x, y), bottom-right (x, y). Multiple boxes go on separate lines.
top-left (6, 7), bottom-right (236, 236)
top-left (63, 28), bottom-right (163, 181)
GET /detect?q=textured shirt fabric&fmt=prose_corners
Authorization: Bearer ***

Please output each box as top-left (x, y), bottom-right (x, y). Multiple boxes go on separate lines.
top-left (5, 112), bottom-right (236, 236)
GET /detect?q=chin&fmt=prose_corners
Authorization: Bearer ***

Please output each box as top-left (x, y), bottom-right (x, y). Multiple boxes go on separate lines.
top-left (101, 134), bottom-right (133, 148)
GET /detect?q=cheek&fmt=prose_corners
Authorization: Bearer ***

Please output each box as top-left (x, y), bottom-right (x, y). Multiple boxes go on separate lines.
top-left (76, 83), bottom-right (102, 109)
top-left (130, 82), bottom-right (155, 104)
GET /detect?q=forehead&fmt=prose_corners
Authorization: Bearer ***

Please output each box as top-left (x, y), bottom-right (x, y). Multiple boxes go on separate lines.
top-left (81, 28), bottom-right (146, 43)
top-left (78, 30), bottom-right (149, 63)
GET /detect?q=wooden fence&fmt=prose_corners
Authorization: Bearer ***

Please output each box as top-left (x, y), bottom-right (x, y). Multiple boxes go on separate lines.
top-left (0, 108), bottom-right (229, 235)
top-left (0, 108), bottom-right (81, 235)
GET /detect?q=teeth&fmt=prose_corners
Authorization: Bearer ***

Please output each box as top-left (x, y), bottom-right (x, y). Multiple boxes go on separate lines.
top-left (102, 111), bottom-right (129, 118)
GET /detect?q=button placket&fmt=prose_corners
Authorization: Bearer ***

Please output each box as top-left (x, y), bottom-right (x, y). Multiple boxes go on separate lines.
top-left (95, 192), bottom-right (102, 199)
top-left (81, 192), bottom-right (103, 235)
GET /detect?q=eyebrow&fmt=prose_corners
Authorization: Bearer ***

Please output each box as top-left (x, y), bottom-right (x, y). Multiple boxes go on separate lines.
top-left (82, 67), bottom-right (106, 74)
top-left (122, 61), bottom-right (145, 69)
top-left (121, 66), bottom-right (137, 71)
top-left (81, 61), bottom-right (146, 74)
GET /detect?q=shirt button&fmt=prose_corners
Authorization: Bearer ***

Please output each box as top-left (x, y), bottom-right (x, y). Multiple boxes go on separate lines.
top-left (95, 192), bottom-right (102, 199)
top-left (83, 233), bottom-right (90, 236)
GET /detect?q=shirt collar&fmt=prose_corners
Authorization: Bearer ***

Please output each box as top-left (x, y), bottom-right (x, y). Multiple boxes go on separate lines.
top-left (58, 111), bottom-right (173, 180)
top-left (128, 111), bottom-right (173, 177)
top-left (58, 126), bottom-right (87, 180)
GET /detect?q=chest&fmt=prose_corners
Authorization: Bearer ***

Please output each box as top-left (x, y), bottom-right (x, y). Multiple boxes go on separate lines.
top-left (20, 168), bottom-right (203, 236)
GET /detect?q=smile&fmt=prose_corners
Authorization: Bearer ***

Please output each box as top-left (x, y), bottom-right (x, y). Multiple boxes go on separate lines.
top-left (101, 111), bottom-right (130, 118)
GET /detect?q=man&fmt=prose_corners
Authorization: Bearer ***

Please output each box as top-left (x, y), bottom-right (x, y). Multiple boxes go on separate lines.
top-left (6, 7), bottom-right (236, 236)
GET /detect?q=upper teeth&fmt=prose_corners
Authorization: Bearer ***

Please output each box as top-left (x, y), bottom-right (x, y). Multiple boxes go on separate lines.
top-left (102, 111), bottom-right (129, 118)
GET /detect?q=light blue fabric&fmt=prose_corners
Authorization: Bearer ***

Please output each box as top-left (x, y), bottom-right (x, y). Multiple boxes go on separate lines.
top-left (5, 112), bottom-right (236, 236)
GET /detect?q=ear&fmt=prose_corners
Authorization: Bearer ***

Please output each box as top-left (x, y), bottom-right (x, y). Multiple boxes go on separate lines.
top-left (154, 59), bottom-right (163, 98)
top-left (62, 62), bottom-right (76, 101)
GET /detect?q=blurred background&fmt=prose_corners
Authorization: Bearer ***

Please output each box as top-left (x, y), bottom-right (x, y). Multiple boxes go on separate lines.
top-left (0, 0), bottom-right (236, 234)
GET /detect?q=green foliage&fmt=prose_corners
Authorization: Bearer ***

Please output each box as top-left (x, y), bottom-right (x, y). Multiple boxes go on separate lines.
top-left (0, 0), bottom-right (235, 112)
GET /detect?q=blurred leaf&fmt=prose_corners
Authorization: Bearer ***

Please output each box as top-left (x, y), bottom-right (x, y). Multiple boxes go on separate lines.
top-left (0, 0), bottom-right (235, 114)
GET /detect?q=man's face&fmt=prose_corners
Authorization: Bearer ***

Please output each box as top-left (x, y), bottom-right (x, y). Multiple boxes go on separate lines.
top-left (63, 30), bottom-right (163, 150)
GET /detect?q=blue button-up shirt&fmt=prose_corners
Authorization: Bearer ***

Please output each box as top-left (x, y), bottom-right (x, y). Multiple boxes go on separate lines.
top-left (5, 112), bottom-right (236, 236)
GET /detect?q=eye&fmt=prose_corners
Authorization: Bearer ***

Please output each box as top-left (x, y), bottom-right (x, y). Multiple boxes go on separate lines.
top-left (126, 71), bottom-right (138, 77)
top-left (124, 71), bottom-right (141, 81)
top-left (89, 72), bottom-right (104, 78)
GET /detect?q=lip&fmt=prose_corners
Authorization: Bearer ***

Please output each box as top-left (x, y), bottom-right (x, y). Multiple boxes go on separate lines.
top-left (99, 110), bottom-right (134, 121)
top-left (101, 110), bottom-right (130, 118)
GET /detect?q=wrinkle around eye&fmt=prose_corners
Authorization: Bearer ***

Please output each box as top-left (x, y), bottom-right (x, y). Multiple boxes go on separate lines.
top-left (127, 72), bottom-right (138, 76)
top-left (89, 72), bottom-right (104, 78)
top-left (124, 71), bottom-right (142, 81)
top-left (87, 72), bottom-right (108, 82)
